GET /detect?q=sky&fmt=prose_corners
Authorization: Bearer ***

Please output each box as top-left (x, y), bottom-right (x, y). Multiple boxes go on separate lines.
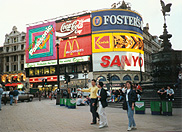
top-left (0, 0), bottom-right (181, 50)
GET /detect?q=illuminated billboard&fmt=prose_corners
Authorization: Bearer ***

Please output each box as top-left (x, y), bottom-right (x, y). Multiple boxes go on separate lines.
top-left (92, 9), bottom-right (143, 36)
top-left (59, 36), bottom-right (92, 59)
top-left (92, 33), bottom-right (143, 54)
top-left (93, 52), bottom-right (144, 72)
top-left (26, 22), bottom-right (56, 63)
top-left (56, 15), bottom-right (91, 38)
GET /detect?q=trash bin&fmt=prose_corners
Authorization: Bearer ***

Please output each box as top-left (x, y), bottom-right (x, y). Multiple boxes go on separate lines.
top-left (60, 98), bottom-right (64, 106)
top-left (135, 101), bottom-right (145, 114)
top-left (150, 101), bottom-right (161, 115)
top-left (65, 98), bottom-right (69, 107)
top-left (68, 98), bottom-right (76, 109)
top-left (162, 101), bottom-right (172, 116)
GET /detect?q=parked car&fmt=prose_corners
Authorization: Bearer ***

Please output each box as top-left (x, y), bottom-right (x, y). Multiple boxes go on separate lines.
top-left (1, 91), bottom-right (34, 102)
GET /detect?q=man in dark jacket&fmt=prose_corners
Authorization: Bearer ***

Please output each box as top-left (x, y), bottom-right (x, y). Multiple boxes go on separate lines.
top-left (97, 82), bottom-right (108, 129)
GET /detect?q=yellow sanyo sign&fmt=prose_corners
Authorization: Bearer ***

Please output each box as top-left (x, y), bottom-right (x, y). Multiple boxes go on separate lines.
top-left (92, 33), bottom-right (144, 54)
top-left (113, 33), bottom-right (144, 54)
top-left (92, 33), bottom-right (113, 53)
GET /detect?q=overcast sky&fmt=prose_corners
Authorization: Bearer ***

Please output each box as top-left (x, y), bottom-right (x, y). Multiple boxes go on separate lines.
top-left (0, 0), bottom-right (181, 50)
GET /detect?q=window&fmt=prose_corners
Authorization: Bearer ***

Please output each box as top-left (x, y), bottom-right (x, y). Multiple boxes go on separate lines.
top-left (6, 66), bottom-right (9, 72)
top-left (123, 75), bottom-right (131, 81)
top-left (35, 68), bottom-right (39, 75)
top-left (14, 56), bottom-right (17, 61)
top-left (60, 66), bottom-right (65, 74)
top-left (111, 75), bottom-right (120, 81)
top-left (77, 64), bottom-right (83, 73)
top-left (29, 69), bottom-right (34, 76)
top-left (39, 68), bottom-right (43, 75)
top-left (21, 55), bottom-right (24, 60)
top-left (7, 39), bottom-right (9, 43)
top-left (50, 66), bottom-right (55, 74)
top-left (21, 64), bottom-right (24, 70)
top-left (22, 36), bottom-right (25, 41)
top-left (21, 44), bottom-right (24, 50)
top-left (134, 75), bottom-right (139, 81)
top-left (14, 46), bottom-right (16, 51)
top-left (6, 47), bottom-right (9, 52)
top-left (44, 67), bottom-right (49, 75)
top-left (13, 65), bottom-right (17, 71)
top-left (6, 56), bottom-right (9, 62)
top-left (97, 76), bottom-right (106, 82)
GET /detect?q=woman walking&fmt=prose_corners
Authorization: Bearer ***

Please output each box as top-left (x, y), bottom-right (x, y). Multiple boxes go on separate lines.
top-left (9, 87), bottom-right (14, 105)
top-left (125, 81), bottom-right (137, 131)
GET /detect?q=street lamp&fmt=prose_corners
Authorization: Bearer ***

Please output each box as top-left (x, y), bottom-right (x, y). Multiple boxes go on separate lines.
top-left (82, 65), bottom-right (89, 88)
top-left (56, 38), bottom-right (60, 105)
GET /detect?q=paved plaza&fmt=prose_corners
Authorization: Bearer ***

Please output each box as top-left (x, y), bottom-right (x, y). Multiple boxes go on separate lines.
top-left (0, 99), bottom-right (182, 132)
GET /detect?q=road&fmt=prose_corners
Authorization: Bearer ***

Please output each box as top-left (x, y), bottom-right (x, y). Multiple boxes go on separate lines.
top-left (0, 99), bottom-right (182, 132)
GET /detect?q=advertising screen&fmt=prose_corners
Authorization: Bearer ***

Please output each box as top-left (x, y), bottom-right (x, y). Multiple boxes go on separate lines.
top-left (92, 33), bottom-right (143, 54)
top-left (59, 36), bottom-right (92, 59)
top-left (56, 15), bottom-right (91, 38)
top-left (92, 9), bottom-right (143, 36)
top-left (93, 52), bottom-right (144, 72)
top-left (26, 22), bottom-right (56, 63)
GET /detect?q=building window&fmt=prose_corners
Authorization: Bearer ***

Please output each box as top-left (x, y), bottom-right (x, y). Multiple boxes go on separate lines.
top-left (21, 64), bottom-right (24, 70)
top-left (123, 75), bottom-right (131, 81)
top-left (50, 66), bottom-right (55, 74)
top-left (14, 46), bottom-right (16, 51)
top-left (6, 56), bottom-right (9, 62)
top-left (35, 68), bottom-right (39, 75)
top-left (14, 38), bottom-right (17, 43)
top-left (29, 69), bottom-right (34, 76)
top-left (14, 56), bottom-right (17, 61)
top-left (60, 66), bottom-right (65, 74)
top-left (134, 75), bottom-right (139, 81)
top-left (21, 44), bottom-right (24, 50)
top-left (97, 76), bottom-right (106, 82)
top-left (44, 67), bottom-right (49, 75)
top-left (21, 55), bottom-right (24, 60)
top-left (6, 47), bottom-right (9, 52)
top-left (7, 39), bottom-right (10, 43)
top-left (111, 75), bottom-right (120, 81)
top-left (77, 64), bottom-right (83, 73)
top-left (22, 36), bottom-right (25, 41)
top-left (6, 66), bottom-right (9, 72)
top-left (13, 65), bottom-right (17, 71)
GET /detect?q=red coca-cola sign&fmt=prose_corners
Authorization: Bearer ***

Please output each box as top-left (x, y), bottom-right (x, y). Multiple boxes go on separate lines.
top-left (56, 15), bottom-right (91, 38)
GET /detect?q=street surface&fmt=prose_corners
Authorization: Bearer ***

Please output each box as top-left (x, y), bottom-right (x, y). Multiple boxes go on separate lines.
top-left (0, 99), bottom-right (182, 132)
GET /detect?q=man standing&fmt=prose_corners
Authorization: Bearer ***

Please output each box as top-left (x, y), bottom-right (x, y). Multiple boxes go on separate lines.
top-left (97, 82), bottom-right (108, 129)
top-left (0, 84), bottom-right (4, 111)
top-left (77, 79), bottom-right (99, 124)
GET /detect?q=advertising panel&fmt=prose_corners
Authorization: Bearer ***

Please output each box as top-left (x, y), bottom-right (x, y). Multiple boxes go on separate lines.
top-left (56, 15), bottom-right (91, 38)
top-left (29, 76), bottom-right (57, 83)
top-left (93, 52), bottom-right (144, 72)
top-left (92, 9), bottom-right (143, 36)
top-left (92, 33), bottom-right (143, 54)
top-left (25, 56), bottom-right (90, 68)
top-left (59, 36), bottom-right (91, 59)
top-left (26, 22), bottom-right (56, 63)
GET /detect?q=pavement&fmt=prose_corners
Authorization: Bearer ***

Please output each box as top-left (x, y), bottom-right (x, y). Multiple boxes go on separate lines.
top-left (0, 99), bottom-right (182, 132)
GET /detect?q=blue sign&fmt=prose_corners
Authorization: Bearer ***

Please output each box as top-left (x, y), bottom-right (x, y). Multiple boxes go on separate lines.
top-left (92, 9), bottom-right (143, 36)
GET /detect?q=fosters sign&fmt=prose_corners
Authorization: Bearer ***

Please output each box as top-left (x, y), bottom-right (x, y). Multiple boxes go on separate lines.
top-left (59, 36), bottom-right (92, 59)
top-left (92, 9), bottom-right (143, 36)
top-left (26, 22), bottom-right (56, 63)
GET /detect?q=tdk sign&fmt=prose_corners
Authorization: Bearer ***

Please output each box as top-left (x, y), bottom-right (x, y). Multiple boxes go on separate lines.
top-left (92, 9), bottom-right (143, 35)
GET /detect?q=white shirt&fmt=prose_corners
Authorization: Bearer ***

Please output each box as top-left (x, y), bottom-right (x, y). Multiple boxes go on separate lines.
top-left (126, 89), bottom-right (131, 102)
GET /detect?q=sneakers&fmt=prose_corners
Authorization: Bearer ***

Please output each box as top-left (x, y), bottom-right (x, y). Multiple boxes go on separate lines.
top-left (131, 126), bottom-right (137, 130)
top-left (99, 124), bottom-right (108, 129)
top-left (127, 127), bottom-right (132, 131)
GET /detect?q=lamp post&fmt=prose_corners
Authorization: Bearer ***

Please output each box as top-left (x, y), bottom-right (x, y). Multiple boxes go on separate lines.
top-left (82, 66), bottom-right (89, 88)
top-left (56, 39), bottom-right (60, 105)
top-left (139, 52), bottom-right (143, 85)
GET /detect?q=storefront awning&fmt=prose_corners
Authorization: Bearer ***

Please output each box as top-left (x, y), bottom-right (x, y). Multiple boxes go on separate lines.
top-left (5, 83), bottom-right (23, 87)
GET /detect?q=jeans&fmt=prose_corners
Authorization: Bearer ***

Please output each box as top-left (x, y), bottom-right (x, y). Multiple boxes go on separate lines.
top-left (127, 101), bottom-right (136, 127)
top-left (10, 95), bottom-right (13, 105)
top-left (0, 95), bottom-right (1, 109)
top-left (111, 95), bottom-right (116, 102)
top-left (117, 96), bottom-right (123, 101)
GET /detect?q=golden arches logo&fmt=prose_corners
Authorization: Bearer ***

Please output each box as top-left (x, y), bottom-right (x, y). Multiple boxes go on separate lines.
top-left (64, 39), bottom-right (80, 57)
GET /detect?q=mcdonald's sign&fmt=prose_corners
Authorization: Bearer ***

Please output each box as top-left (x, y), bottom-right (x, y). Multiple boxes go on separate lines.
top-left (59, 36), bottom-right (92, 59)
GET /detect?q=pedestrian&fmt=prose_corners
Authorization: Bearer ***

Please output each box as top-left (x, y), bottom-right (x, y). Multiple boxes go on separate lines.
top-left (77, 79), bottom-right (100, 125)
top-left (97, 82), bottom-right (108, 129)
top-left (157, 87), bottom-right (167, 101)
top-left (124, 81), bottom-right (137, 131)
top-left (9, 87), bottom-right (14, 106)
top-left (13, 87), bottom-right (19, 105)
top-left (110, 90), bottom-right (116, 102)
top-left (136, 84), bottom-right (142, 101)
top-left (76, 95), bottom-right (85, 106)
top-left (166, 86), bottom-right (174, 101)
top-left (0, 84), bottom-right (3, 111)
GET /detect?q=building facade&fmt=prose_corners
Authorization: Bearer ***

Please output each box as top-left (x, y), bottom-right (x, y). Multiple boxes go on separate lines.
top-left (0, 26), bottom-right (26, 89)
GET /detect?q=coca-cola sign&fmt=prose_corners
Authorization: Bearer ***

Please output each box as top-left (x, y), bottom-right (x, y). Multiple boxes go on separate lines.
top-left (56, 15), bottom-right (91, 38)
